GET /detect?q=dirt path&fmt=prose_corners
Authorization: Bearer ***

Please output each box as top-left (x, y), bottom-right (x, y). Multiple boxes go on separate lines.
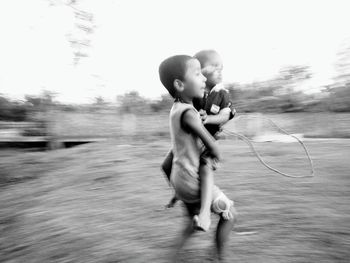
top-left (0, 139), bottom-right (349, 262)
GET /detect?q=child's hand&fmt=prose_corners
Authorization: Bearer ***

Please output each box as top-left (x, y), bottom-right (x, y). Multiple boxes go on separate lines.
top-left (210, 147), bottom-right (221, 162)
top-left (199, 109), bottom-right (208, 124)
top-left (211, 158), bottom-right (219, 170)
top-left (193, 214), bottom-right (211, 232)
top-left (231, 108), bottom-right (236, 118)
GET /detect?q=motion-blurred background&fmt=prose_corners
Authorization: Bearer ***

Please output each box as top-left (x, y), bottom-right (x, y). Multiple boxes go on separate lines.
top-left (0, 1), bottom-right (349, 262)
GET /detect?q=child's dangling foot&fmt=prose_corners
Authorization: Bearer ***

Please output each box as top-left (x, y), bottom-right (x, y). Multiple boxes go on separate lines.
top-left (165, 196), bottom-right (178, 209)
top-left (193, 212), bottom-right (211, 232)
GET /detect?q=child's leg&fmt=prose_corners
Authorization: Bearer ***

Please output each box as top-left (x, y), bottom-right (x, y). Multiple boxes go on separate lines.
top-left (193, 162), bottom-right (213, 231)
top-left (165, 195), bottom-right (178, 208)
top-left (171, 203), bottom-right (199, 262)
top-left (215, 206), bottom-right (236, 262)
top-left (211, 189), bottom-right (236, 261)
top-left (161, 150), bottom-right (173, 183)
top-left (161, 150), bottom-right (178, 208)
top-left (171, 219), bottom-right (195, 262)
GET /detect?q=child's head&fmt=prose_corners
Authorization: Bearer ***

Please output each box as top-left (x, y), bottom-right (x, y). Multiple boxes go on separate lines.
top-left (159, 55), bottom-right (207, 101)
top-left (194, 50), bottom-right (223, 87)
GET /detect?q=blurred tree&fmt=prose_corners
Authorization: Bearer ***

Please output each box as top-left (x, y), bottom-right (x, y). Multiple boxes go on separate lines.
top-left (93, 96), bottom-right (109, 106)
top-left (278, 65), bottom-right (312, 82)
top-left (116, 91), bottom-right (150, 114)
top-left (149, 94), bottom-right (173, 112)
top-left (49, 0), bottom-right (95, 65)
top-left (274, 65), bottom-right (312, 95)
top-left (0, 95), bottom-right (28, 121)
top-left (324, 41), bottom-right (350, 112)
top-left (334, 40), bottom-right (350, 86)
top-left (25, 90), bottom-right (58, 109)
top-left (22, 91), bottom-right (59, 136)
top-left (326, 85), bottom-right (350, 112)
top-left (226, 65), bottom-right (314, 113)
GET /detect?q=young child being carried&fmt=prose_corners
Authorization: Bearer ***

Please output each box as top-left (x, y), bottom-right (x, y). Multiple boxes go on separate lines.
top-left (159, 54), bottom-right (236, 261)
top-left (194, 50), bottom-right (236, 137)
top-left (162, 50), bottom-right (236, 229)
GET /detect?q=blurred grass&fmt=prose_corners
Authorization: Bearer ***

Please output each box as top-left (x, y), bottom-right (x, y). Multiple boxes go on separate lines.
top-left (46, 111), bottom-right (350, 139)
top-left (47, 110), bottom-right (170, 140)
top-left (0, 138), bottom-right (349, 262)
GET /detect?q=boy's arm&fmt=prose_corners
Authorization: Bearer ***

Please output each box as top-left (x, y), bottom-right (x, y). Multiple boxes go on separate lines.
top-left (202, 108), bottom-right (230, 125)
top-left (183, 110), bottom-right (216, 231)
top-left (182, 109), bottom-right (220, 161)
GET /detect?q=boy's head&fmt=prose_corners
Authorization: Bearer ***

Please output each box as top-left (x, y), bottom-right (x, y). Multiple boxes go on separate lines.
top-left (159, 55), bottom-right (206, 100)
top-left (194, 50), bottom-right (223, 87)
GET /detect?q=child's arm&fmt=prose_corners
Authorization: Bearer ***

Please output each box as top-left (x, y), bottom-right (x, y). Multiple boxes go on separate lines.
top-left (200, 89), bottom-right (236, 126)
top-left (182, 109), bottom-right (220, 161)
top-left (200, 108), bottom-right (231, 125)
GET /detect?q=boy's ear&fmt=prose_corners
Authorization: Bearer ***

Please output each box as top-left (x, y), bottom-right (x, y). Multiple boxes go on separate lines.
top-left (173, 79), bottom-right (184, 93)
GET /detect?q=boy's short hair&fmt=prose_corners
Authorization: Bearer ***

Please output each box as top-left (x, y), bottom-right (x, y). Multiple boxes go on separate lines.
top-left (159, 55), bottom-right (193, 98)
top-left (194, 50), bottom-right (219, 68)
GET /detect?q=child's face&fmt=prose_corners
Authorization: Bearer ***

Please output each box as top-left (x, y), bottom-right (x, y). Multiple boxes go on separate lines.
top-left (182, 59), bottom-right (207, 99)
top-left (201, 54), bottom-right (223, 86)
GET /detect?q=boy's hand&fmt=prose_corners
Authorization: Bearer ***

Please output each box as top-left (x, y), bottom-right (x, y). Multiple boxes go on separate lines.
top-left (199, 109), bottom-right (207, 124)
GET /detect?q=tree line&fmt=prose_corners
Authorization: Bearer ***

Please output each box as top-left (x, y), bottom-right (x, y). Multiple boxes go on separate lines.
top-left (1, 61), bottom-right (350, 122)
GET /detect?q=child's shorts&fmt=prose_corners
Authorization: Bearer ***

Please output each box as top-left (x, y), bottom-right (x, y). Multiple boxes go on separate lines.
top-left (183, 190), bottom-right (234, 218)
top-left (170, 167), bottom-right (201, 204)
top-left (170, 168), bottom-right (234, 216)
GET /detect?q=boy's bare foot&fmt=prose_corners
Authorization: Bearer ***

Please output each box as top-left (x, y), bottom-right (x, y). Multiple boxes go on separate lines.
top-left (193, 213), bottom-right (211, 231)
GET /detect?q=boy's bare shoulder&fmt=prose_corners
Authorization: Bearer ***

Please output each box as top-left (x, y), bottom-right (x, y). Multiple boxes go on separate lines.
top-left (182, 107), bottom-right (200, 122)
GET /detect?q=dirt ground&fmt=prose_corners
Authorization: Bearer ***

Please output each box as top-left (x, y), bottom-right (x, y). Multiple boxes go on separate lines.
top-left (0, 138), bottom-right (349, 262)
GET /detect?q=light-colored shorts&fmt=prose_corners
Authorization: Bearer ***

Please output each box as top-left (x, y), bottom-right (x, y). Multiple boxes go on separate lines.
top-left (171, 167), bottom-right (234, 215)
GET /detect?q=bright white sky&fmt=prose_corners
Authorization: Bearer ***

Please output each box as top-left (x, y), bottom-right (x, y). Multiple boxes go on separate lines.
top-left (0, 0), bottom-right (349, 103)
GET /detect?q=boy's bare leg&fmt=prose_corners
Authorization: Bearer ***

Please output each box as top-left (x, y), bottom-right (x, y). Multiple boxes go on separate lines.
top-left (194, 163), bottom-right (213, 231)
top-left (214, 206), bottom-right (236, 262)
top-left (170, 219), bottom-right (195, 262)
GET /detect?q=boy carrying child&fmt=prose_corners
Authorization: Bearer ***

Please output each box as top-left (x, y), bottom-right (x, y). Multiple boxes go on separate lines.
top-left (159, 53), bottom-right (236, 262)
top-left (162, 50), bottom-right (236, 225)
